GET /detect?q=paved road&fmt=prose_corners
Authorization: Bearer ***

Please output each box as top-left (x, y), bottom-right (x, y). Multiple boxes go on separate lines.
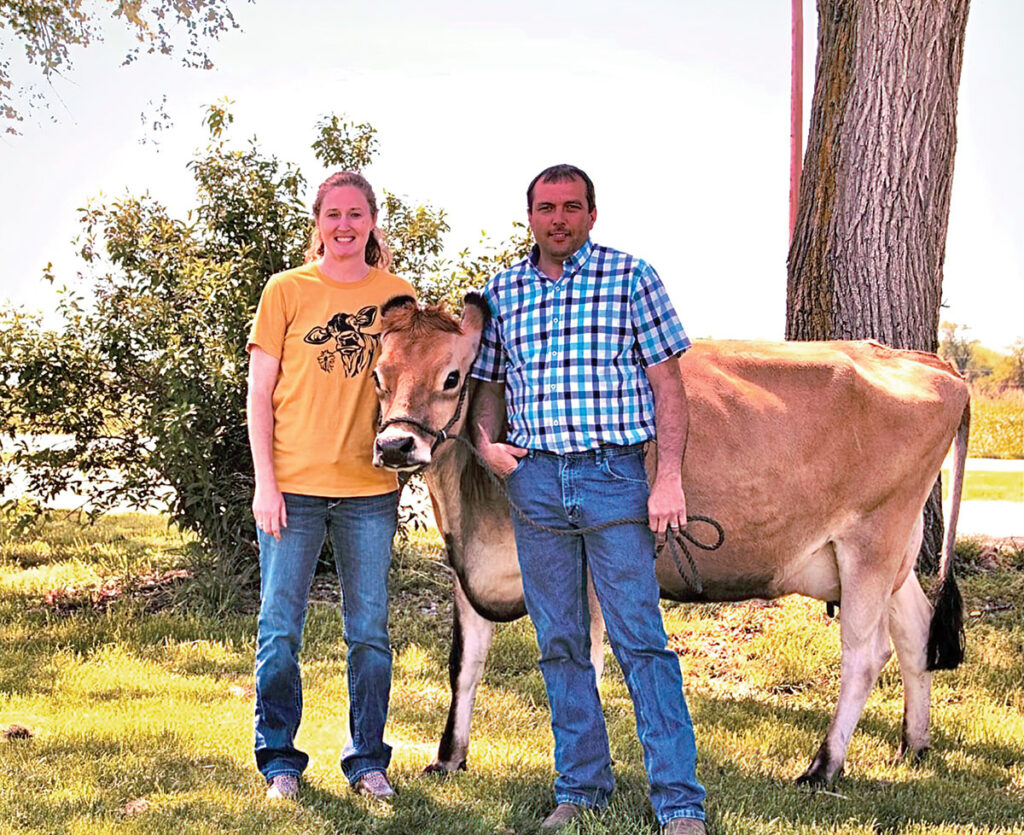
top-left (944, 456), bottom-right (1024, 472)
top-left (7, 451), bottom-right (1022, 537)
top-left (942, 457), bottom-right (1023, 537)
top-left (950, 501), bottom-right (1023, 538)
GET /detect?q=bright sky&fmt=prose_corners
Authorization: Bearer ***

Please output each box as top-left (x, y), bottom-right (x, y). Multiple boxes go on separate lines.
top-left (1, 0), bottom-right (1021, 349)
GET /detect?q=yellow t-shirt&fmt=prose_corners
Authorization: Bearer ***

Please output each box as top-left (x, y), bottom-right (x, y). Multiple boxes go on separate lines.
top-left (247, 262), bottom-right (415, 497)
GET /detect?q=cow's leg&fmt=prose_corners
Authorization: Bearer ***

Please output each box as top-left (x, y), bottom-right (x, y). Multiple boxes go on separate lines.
top-left (798, 543), bottom-right (895, 786)
top-left (424, 572), bottom-right (495, 775)
top-left (888, 571), bottom-right (933, 761)
top-left (587, 568), bottom-right (606, 680)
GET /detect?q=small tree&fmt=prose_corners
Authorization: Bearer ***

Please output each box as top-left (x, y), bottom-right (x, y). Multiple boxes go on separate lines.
top-left (973, 340), bottom-right (1024, 394)
top-left (0, 104), bottom-right (525, 597)
top-left (938, 321), bottom-right (979, 377)
top-left (1007, 340), bottom-right (1024, 390)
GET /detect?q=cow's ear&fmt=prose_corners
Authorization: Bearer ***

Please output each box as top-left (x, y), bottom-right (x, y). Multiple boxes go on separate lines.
top-left (381, 295), bottom-right (417, 321)
top-left (460, 292), bottom-right (490, 348)
top-left (353, 305), bottom-right (378, 329)
top-left (304, 326), bottom-right (332, 345)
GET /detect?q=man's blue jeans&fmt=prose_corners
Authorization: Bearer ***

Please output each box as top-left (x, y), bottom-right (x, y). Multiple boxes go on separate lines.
top-left (254, 491), bottom-right (398, 784)
top-left (505, 445), bottom-right (706, 826)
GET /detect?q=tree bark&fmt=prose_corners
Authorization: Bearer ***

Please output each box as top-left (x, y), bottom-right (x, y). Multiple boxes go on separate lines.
top-left (787, 0), bottom-right (970, 572)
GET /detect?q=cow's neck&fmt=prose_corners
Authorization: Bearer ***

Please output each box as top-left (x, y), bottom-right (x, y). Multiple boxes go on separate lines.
top-left (425, 435), bottom-right (506, 570)
top-left (424, 440), bottom-right (469, 569)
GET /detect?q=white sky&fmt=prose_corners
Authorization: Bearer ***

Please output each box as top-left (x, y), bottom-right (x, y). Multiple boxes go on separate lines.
top-left (1, 0), bottom-right (1021, 348)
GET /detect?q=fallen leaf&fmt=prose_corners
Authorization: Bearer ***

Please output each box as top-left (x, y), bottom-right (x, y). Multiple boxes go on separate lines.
top-left (119, 798), bottom-right (150, 816)
top-left (1, 724), bottom-right (34, 740)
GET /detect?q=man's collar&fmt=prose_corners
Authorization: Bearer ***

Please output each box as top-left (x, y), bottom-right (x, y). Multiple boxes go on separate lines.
top-left (565, 239), bottom-right (594, 275)
top-left (527, 239), bottom-right (594, 281)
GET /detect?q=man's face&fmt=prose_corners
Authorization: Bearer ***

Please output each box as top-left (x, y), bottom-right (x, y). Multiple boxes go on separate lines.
top-left (528, 177), bottom-right (596, 265)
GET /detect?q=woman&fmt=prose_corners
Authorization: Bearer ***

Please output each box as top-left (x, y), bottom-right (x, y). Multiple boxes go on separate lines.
top-left (246, 171), bottom-right (414, 801)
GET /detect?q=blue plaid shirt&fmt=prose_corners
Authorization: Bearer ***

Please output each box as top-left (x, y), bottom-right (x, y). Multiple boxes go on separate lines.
top-left (471, 239), bottom-right (690, 454)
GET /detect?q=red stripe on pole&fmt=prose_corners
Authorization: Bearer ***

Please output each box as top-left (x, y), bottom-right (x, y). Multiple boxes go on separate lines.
top-left (790, 0), bottom-right (803, 242)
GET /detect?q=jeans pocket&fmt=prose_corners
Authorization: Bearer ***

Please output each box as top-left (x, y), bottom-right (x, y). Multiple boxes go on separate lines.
top-left (599, 452), bottom-right (648, 484)
top-left (505, 453), bottom-right (529, 482)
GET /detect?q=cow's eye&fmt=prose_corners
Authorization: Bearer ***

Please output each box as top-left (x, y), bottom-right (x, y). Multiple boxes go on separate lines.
top-left (443, 370), bottom-right (460, 391)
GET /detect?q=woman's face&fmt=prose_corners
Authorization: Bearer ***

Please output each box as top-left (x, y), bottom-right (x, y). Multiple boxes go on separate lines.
top-left (317, 185), bottom-right (376, 262)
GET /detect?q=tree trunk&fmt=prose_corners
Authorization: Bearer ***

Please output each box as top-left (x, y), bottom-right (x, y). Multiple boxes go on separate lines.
top-left (787, 0), bottom-right (970, 572)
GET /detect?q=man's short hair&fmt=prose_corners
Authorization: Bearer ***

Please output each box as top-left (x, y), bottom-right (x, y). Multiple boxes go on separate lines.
top-left (527, 164), bottom-right (596, 212)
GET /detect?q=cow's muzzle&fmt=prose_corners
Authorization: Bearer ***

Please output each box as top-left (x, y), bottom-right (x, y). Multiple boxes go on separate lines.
top-left (373, 432), bottom-right (430, 471)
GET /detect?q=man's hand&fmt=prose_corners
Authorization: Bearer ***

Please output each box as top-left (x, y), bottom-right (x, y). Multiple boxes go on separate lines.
top-left (645, 356), bottom-right (689, 546)
top-left (648, 478), bottom-right (687, 544)
top-left (476, 423), bottom-right (528, 477)
top-left (253, 483), bottom-right (287, 541)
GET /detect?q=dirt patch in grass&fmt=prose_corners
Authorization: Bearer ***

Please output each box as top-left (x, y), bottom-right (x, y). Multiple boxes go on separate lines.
top-left (40, 568), bottom-right (192, 615)
top-left (1, 724), bottom-right (34, 740)
top-left (954, 534), bottom-right (1023, 572)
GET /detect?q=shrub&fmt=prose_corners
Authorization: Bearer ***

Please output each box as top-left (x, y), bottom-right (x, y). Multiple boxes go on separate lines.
top-left (0, 103), bottom-right (529, 576)
top-left (969, 389), bottom-right (1023, 459)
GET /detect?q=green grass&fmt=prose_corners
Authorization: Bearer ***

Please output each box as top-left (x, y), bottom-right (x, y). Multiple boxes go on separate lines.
top-left (969, 390), bottom-right (1023, 460)
top-left (941, 470), bottom-right (1023, 502)
top-left (1, 514), bottom-right (1021, 834)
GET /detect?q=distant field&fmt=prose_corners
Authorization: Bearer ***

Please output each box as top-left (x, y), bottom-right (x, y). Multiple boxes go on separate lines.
top-left (969, 390), bottom-right (1023, 459)
top-left (942, 469), bottom-right (1024, 502)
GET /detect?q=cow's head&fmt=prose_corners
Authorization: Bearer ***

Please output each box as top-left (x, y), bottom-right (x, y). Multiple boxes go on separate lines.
top-left (304, 305), bottom-right (379, 375)
top-left (372, 293), bottom-right (489, 471)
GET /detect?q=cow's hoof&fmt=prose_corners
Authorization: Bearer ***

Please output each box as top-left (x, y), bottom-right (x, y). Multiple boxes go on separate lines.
top-left (795, 764), bottom-right (843, 788)
top-left (797, 742), bottom-right (845, 788)
top-left (422, 760), bottom-right (466, 778)
top-left (899, 745), bottom-right (930, 766)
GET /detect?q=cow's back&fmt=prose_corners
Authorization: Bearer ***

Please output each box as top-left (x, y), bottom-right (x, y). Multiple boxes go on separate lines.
top-left (658, 340), bottom-right (968, 601)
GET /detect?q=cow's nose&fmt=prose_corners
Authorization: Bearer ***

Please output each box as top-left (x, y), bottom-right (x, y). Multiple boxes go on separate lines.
top-left (375, 435), bottom-right (417, 468)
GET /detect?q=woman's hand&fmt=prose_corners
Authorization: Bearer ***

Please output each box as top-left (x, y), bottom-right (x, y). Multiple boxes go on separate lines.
top-left (253, 483), bottom-right (287, 540)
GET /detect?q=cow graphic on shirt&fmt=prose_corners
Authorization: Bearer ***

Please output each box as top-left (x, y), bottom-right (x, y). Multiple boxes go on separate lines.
top-left (304, 305), bottom-right (379, 376)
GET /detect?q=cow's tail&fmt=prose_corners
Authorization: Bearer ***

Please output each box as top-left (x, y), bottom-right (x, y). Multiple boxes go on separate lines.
top-left (926, 396), bottom-right (970, 671)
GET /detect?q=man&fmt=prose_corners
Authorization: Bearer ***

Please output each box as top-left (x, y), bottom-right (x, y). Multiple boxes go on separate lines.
top-left (471, 164), bottom-right (707, 834)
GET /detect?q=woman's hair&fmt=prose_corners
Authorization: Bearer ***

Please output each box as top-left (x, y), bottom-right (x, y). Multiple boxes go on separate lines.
top-left (304, 171), bottom-right (393, 269)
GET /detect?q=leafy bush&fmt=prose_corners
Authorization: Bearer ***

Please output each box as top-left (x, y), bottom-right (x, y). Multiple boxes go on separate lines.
top-left (0, 103), bottom-right (530, 577)
top-left (969, 389), bottom-right (1023, 459)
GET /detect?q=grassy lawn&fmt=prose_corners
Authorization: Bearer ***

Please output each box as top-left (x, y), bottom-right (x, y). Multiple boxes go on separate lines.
top-left (941, 470), bottom-right (1023, 502)
top-left (0, 514), bottom-right (1021, 834)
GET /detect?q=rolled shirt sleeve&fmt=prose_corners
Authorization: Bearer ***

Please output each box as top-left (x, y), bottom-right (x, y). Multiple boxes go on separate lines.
top-left (630, 261), bottom-right (690, 367)
top-left (247, 274), bottom-right (287, 359)
top-left (469, 283), bottom-right (506, 383)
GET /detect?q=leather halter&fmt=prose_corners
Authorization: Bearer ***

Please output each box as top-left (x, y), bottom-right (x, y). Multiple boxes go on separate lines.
top-left (377, 376), bottom-right (471, 453)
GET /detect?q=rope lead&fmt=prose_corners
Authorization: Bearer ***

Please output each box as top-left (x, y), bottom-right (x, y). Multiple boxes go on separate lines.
top-left (380, 383), bottom-right (724, 593)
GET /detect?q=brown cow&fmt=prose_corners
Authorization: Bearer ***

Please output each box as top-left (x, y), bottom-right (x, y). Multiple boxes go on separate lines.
top-left (371, 293), bottom-right (968, 787)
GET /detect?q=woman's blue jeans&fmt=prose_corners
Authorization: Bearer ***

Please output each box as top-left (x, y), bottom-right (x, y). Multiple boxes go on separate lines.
top-left (505, 446), bottom-right (706, 826)
top-left (253, 491), bottom-right (398, 784)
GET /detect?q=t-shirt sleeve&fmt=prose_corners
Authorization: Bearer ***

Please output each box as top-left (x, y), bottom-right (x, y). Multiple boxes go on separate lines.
top-left (469, 283), bottom-right (506, 383)
top-left (630, 261), bottom-right (691, 367)
top-left (247, 275), bottom-right (288, 359)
